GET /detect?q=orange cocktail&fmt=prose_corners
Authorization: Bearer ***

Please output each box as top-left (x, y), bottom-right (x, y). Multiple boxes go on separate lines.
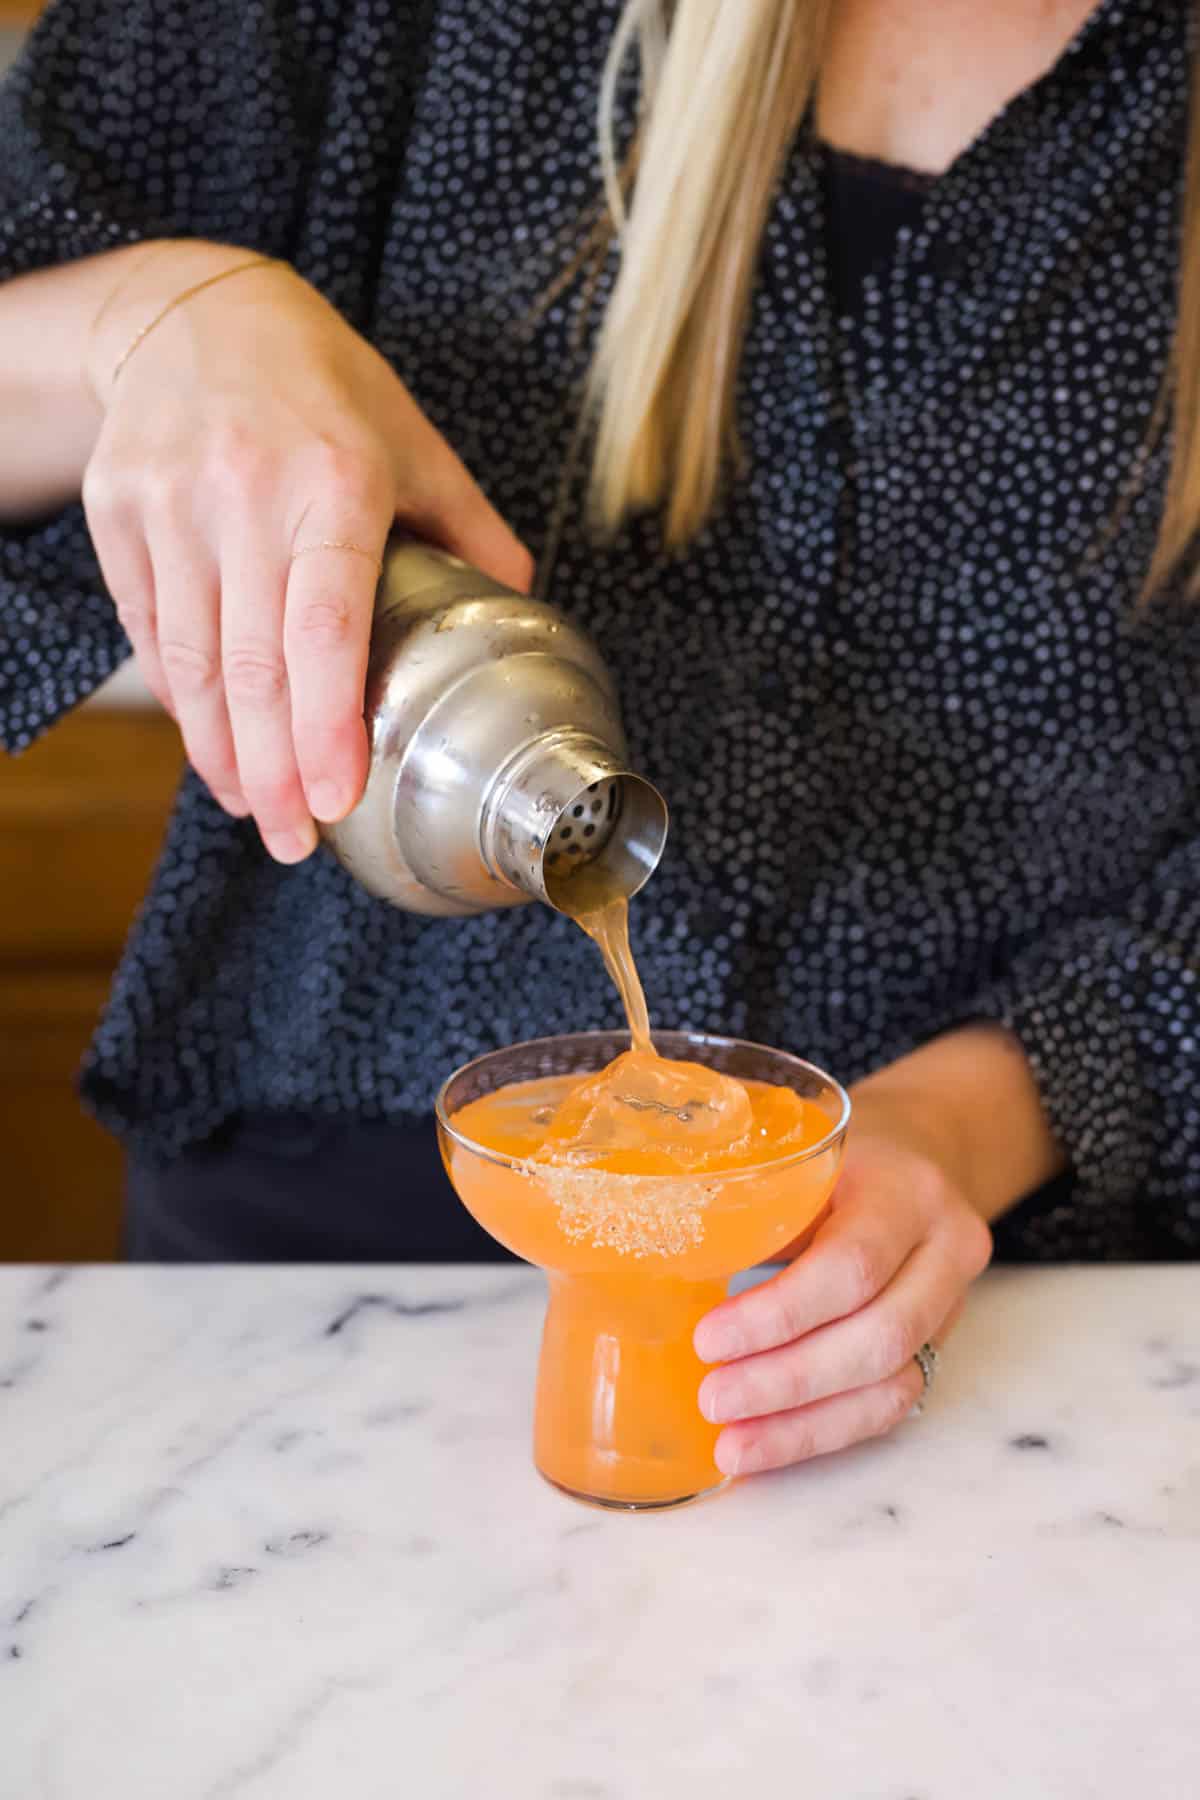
top-left (437, 1030), bottom-right (849, 1510)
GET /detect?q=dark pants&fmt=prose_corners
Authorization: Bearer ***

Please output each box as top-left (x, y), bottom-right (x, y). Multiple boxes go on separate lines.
top-left (125, 1113), bottom-right (516, 1263)
top-left (125, 1112), bottom-right (1094, 1265)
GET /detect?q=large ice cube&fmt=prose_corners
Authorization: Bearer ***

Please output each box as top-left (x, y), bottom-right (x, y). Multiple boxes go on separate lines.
top-left (534, 1050), bottom-right (754, 1172)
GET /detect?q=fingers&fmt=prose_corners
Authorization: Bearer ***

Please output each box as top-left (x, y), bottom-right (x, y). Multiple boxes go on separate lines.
top-left (694, 1192), bottom-right (921, 1364)
top-left (939, 1295), bottom-right (967, 1340)
top-left (712, 1301), bottom-right (973, 1476)
top-left (146, 515), bottom-right (247, 816)
top-left (283, 454), bottom-right (393, 823)
top-left (82, 462), bottom-right (175, 719)
top-left (714, 1363), bottom-right (928, 1477)
top-left (698, 1237), bottom-right (964, 1425)
top-left (219, 524), bottom-right (316, 863)
top-left (282, 548), bottom-right (373, 823)
top-left (398, 423), bottom-right (534, 595)
top-left (83, 292), bottom-right (533, 861)
top-left (444, 488), bottom-right (535, 596)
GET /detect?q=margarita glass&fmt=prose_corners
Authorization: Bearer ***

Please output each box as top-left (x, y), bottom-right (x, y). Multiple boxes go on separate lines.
top-left (437, 1030), bottom-right (850, 1509)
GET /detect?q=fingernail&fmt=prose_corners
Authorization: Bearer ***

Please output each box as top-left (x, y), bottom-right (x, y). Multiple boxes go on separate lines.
top-left (715, 1436), bottom-right (763, 1478)
top-left (714, 1436), bottom-right (739, 1476)
top-left (307, 779), bottom-right (348, 823)
top-left (266, 825), bottom-right (317, 864)
top-left (699, 1376), bottom-right (733, 1424)
top-left (695, 1322), bottom-right (744, 1364)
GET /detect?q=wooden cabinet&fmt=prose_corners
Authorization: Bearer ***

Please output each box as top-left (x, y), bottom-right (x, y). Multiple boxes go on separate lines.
top-left (0, 709), bottom-right (184, 1259)
top-left (1, 0), bottom-right (177, 1257)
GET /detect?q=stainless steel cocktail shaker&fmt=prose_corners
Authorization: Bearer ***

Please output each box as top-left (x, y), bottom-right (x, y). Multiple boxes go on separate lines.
top-left (321, 539), bottom-right (668, 917)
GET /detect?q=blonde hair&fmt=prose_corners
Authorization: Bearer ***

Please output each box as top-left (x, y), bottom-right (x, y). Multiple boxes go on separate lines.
top-left (1145, 40), bottom-right (1200, 598)
top-left (587, 0), bottom-right (833, 547)
top-left (588, 0), bottom-right (1199, 599)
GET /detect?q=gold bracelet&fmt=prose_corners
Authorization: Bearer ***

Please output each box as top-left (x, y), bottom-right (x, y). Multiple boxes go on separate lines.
top-left (88, 243), bottom-right (163, 359)
top-left (83, 243), bottom-right (173, 404)
top-left (109, 254), bottom-right (284, 387)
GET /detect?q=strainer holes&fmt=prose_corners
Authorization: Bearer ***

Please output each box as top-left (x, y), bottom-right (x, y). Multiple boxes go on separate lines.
top-left (559, 826), bottom-right (572, 841)
top-left (572, 804), bottom-right (585, 818)
top-left (567, 842), bottom-right (582, 856)
top-left (583, 824), bottom-right (597, 839)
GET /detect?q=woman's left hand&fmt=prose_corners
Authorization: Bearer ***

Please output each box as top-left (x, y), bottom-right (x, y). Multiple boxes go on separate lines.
top-left (693, 1096), bottom-right (994, 1477)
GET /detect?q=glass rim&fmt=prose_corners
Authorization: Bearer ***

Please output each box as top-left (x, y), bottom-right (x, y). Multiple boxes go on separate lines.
top-left (434, 1028), bottom-right (851, 1180)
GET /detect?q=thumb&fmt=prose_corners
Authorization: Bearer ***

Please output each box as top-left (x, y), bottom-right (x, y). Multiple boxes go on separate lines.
top-left (397, 429), bottom-right (535, 596)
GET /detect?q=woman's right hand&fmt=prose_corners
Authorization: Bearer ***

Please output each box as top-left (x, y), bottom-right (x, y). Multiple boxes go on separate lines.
top-left (83, 240), bottom-right (533, 863)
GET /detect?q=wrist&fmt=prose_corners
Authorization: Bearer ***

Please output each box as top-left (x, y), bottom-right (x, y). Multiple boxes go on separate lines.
top-left (848, 1071), bottom-right (977, 1203)
top-left (85, 240), bottom-right (274, 406)
top-left (848, 1025), bottom-right (1065, 1222)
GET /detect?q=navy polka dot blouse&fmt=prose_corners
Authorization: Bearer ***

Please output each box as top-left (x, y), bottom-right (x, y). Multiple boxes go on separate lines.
top-left (1, 0), bottom-right (1198, 1256)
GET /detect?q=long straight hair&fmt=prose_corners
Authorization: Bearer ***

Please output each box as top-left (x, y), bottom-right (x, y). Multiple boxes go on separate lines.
top-left (586, 0), bottom-right (1200, 597)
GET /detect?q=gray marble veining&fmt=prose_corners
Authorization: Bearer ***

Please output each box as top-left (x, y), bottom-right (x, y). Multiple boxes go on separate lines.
top-left (2, 1264), bottom-right (1198, 1798)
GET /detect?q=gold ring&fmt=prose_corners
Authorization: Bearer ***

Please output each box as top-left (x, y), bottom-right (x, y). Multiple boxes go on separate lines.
top-left (290, 539), bottom-right (383, 577)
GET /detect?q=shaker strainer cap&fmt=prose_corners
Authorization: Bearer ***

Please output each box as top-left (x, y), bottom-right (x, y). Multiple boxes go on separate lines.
top-left (480, 732), bottom-right (668, 916)
top-left (541, 772), bottom-right (667, 915)
top-left (544, 776), bottom-right (622, 874)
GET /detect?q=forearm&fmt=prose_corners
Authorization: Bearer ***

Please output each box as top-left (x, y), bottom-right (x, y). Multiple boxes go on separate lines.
top-left (0, 248), bottom-right (134, 519)
top-left (850, 1023), bottom-right (1066, 1222)
top-left (0, 238), bottom-right (248, 521)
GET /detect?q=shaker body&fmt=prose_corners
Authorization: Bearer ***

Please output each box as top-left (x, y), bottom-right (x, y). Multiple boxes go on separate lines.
top-left (321, 541), bottom-right (666, 917)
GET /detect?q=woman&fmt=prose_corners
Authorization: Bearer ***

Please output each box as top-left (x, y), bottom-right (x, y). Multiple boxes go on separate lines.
top-left (0, 0), bottom-right (1196, 1479)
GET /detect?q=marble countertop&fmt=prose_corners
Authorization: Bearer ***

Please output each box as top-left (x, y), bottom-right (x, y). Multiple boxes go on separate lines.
top-left (2, 1264), bottom-right (1198, 1799)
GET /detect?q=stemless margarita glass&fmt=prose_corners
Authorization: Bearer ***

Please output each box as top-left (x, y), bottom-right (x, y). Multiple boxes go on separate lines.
top-left (436, 1030), bottom-right (850, 1511)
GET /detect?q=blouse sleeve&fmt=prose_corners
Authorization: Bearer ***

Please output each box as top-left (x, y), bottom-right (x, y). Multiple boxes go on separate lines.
top-left (0, 0), bottom-right (422, 750)
top-left (971, 827), bottom-right (1200, 1232)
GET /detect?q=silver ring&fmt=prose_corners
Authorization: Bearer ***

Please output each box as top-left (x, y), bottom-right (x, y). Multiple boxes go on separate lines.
top-left (913, 1341), bottom-right (940, 1397)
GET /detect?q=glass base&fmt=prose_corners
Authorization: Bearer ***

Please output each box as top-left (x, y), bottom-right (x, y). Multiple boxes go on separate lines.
top-left (533, 1271), bottom-right (728, 1511)
top-left (539, 1469), bottom-right (732, 1512)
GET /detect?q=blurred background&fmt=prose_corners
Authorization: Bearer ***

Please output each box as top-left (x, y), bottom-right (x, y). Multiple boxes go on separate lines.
top-left (1, 0), bottom-right (183, 1261)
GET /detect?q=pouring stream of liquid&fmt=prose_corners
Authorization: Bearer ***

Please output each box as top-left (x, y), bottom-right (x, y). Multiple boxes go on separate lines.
top-left (573, 894), bottom-right (653, 1056)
